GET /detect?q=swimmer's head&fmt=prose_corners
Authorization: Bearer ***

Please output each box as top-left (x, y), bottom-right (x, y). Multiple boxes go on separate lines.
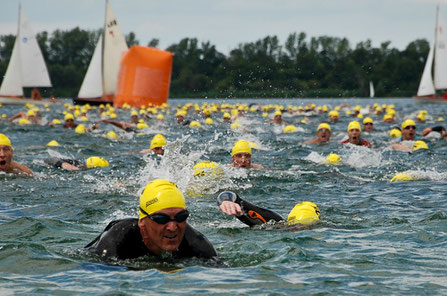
top-left (347, 121), bottom-right (361, 132)
top-left (287, 202), bottom-right (320, 225)
top-left (150, 134), bottom-right (167, 150)
top-left (85, 157), bottom-right (109, 169)
top-left (389, 128), bottom-right (402, 138)
top-left (65, 113), bottom-right (75, 121)
top-left (46, 140), bottom-right (60, 147)
top-left (0, 133), bottom-right (12, 148)
top-left (231, 140), bottom-right (252, 156)
top-left (106, 131), bottom-right (117, 140)
top-left (401, 119), bottom-right (416, 130)
top-left (324, 153), bottom-right (340, 165)
top-left (139, 179), bottom-right (186, 219)
top-left (75, 124), bottom-right (86, 134)
top-left (317, 123), bottom-right (331, 132)
top-left (193, 161), bottom-right (223, 177)
top-left (413, 140), bottom-right (428, 151)
top-left (283, 125), bottom-right (297, 133)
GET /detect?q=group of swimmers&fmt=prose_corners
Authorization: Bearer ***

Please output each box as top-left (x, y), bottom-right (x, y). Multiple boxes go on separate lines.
top-left (1, 100), bottom-right (445, 263)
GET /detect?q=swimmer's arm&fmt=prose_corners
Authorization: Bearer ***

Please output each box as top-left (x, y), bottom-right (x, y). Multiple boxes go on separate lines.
top-left (11, 161), bottom-right (33, 175)
top-left (8, 112), bottom-right (26, 122)
top-left (219, 201), bottom-right (243, 216)
top-left (139, 149), bottom-right (152, 154)
top-left (422, 127), bottom-right (433, 137)
top-left (251, 164), bottom-right (264, 169)
top-left (101, 120), bottom-right (127, 130)
top-left (392, 143), bottom-right (412, 152)
top-left (61, 162), bottom-right (81, 171)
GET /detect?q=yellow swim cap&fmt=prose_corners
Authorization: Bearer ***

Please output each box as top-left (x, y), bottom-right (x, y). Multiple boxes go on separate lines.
top-left (190, 121), bottom-right (201, 128)
top-left (150, 134), bottom-right (167, 149)
top-left (262, 112), bottom-right (268, 118)
top-left (205, 118), bottom-right (214, 125)
top-left (347, 121), bottom-right (361, 132)
top-left (274, 110), bottom-right (282, 116)
top-left (324, 153), bottom-right (341, 165)
top-left (109, 113), bottom-right (117, 119)
top-left (156, 114), bottom-right (164, 120)
top-left (0, 133), bottom-right (12, 147)
top-left (137, 123), bottom-right (149, 129)
top-left (363, 117), bottom-right (373, 124)
top-left (52, 119), bottom-right (62, 125)
top-left (383, 114), bottom-right (393, 121)
top-left (413, 140), bottom-right (428, 151)
top-left (47, 140), bottom-right (60, 147)
top-left (18, 118), bottom-right (31, 125)
top-left (193, 161), bottom-right (223, 177)
top-left (106, 131), bottom-right (117, 140)
top-left (139, 179), bottom-right (186, 219)
top-left (317, 123), bottom-right (331, 131)
top-left (436, 117), bottom-right (444, 122)
top-left (230, 122), bottom-right (241, 130)
top-left (389, 128), bottom-right (402, 138)
top-left (417, 114), bottom-right (426, 121)
top-left (401, 119), bottom-right (416, 130)
top-left (85, 157), bottom-right (109, 169)
top-left (390, 172), bottom-right (414, 183)
top-left (223, 112), bottom-right (231, 119)
top-left (65, 113), bottom-right (74, 121)
top-left (75, 124), bottom-right (86, 134)
top-left (231, 140), bottom-right (252, 156)
top-left (286, 202), bottom-right (320, 225)
top-left (357, 113), bottom-right (364, 119)
top-left (27, 110), bottom-right (36, 117)
top-left (131, 110), bottom-right (138, 116)
top-left (328, 110), bottom-right (339, 118)
top-left (283, 125), bottom-right (297, 133)
top-left (80, 116), bottom-right (88, 122)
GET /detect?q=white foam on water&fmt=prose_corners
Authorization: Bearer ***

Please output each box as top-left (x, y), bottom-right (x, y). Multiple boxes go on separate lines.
top-left (304, 151), bottom-right (326, 164)
top-left (342, 145), bottom-right (384, 168)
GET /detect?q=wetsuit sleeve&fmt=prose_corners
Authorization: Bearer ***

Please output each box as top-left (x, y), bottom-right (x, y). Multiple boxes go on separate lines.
top-left (217, 191), bottom-right (283, 226)
top-left (44, 157), bottom-right (64, 168)
top-left (179, 224), bottom-right (217, 259)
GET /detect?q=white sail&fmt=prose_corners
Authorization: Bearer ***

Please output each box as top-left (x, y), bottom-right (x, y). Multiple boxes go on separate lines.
top-left (78, 35), bottom-right (104, 98)
top-left (434, 7), bottom-right (447, 90)
top-left (0, 5), bottom-right (51, 96)
top-left (103, 0), bottom-right (128, 96)
top-left (369, 81), bottom-right (375, 98)
top-left (0, 35), bottom-right (23, 96)
top-left (417, 44), bottom-right (435, 96)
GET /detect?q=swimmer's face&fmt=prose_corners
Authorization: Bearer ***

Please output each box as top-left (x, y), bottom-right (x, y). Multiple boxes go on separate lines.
top-left (176, 115), bottom-right (184, 123)
top-left (348, 128), bottom-right (361, 144)
top-left (138, 207), bottom-right (187, 254)
top-left (232, 152), bottom-right (251, 168)
top-left (0, 145), bottom-right (13, 171)
top-left (363, 123), bottom-right (373, 132)
top-left (384, 118), bottom-right (394, 123)
top-left (402, 125), bottom-right (416, 140)
top-left (223, 117), bottom-right (231, 122)
top-left (274, 115), bottom-right (282, 122)
top-left (317, 129), bottom-right (331, 142)
top-left (329, 116), bottom-right (338, 122)
top-left (131, 115), bottom-right (138, 124)
top-left (65, 119), bottom-right (76, 128)
top-left (152, 147), bottom-right (164, 156)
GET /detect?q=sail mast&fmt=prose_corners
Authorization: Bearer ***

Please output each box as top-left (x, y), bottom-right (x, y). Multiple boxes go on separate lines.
top-left (101, 0), bottom-right (107, 95)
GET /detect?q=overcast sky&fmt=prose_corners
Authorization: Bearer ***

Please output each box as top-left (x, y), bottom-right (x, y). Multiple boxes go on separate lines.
top-left (1, 0), bottom-right (447, 54)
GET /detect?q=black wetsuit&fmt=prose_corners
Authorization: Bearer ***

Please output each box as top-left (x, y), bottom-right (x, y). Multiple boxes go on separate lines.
top-left (217, 191), bottom-right (283, 227)
top-left (85, 218), bottom-right (217, 260)
top-left (44, 157), bottom-right (85, 169)
top-left (431, 126), bottom-right (446, 137)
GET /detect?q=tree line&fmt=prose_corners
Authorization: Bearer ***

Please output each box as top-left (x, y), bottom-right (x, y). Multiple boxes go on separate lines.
top-left (0, 27), bottom-right (429, 98)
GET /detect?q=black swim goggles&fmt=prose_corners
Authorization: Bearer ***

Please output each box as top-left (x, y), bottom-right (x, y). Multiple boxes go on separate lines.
top-left (140, 207), bottom-right (189, 224)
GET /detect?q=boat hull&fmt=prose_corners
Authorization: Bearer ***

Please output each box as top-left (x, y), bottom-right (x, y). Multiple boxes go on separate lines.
top-left (413, 95), bottom-right (447, 104)
top-left (72, 97), bottom-right (113, 106)
top-left (0, 96), bottom-right (60, 105)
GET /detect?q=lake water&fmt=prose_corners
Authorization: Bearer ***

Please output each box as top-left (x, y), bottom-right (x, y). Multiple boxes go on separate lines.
top-left (1, 98), bottom-right (446, 295)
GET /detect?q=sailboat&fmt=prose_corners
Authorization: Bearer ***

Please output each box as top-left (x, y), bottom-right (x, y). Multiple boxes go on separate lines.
top-left (73, 0), bottom-right (128, 105)
top-left (0, 5), bottom-right (53, 105)
top-left (414, 6), bottom-right (447, 103)
top-left (369, 81), bottom-right (375, 98)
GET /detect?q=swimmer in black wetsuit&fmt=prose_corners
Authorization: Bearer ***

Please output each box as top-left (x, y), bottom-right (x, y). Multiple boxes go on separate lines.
top-left (44, 156), bottom-right (109, 171)
top-left (217, 191), bottom-right (320, 228)
top-left (85, 179), bottom-right (217, 261)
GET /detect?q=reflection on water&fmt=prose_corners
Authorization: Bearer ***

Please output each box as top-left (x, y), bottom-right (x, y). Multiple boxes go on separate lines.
top-left (1, 98), bottom-right (447, 294)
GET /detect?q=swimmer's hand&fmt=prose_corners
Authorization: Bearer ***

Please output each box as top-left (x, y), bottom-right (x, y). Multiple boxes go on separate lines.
top-left (220, 201), bottom-right (242, 216)
top-left (217, 191), bottom-right (242, 216)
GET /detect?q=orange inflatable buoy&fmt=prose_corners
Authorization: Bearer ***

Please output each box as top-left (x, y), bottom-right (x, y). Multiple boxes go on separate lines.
top-left (114, 46), bottom-right (173, 108)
